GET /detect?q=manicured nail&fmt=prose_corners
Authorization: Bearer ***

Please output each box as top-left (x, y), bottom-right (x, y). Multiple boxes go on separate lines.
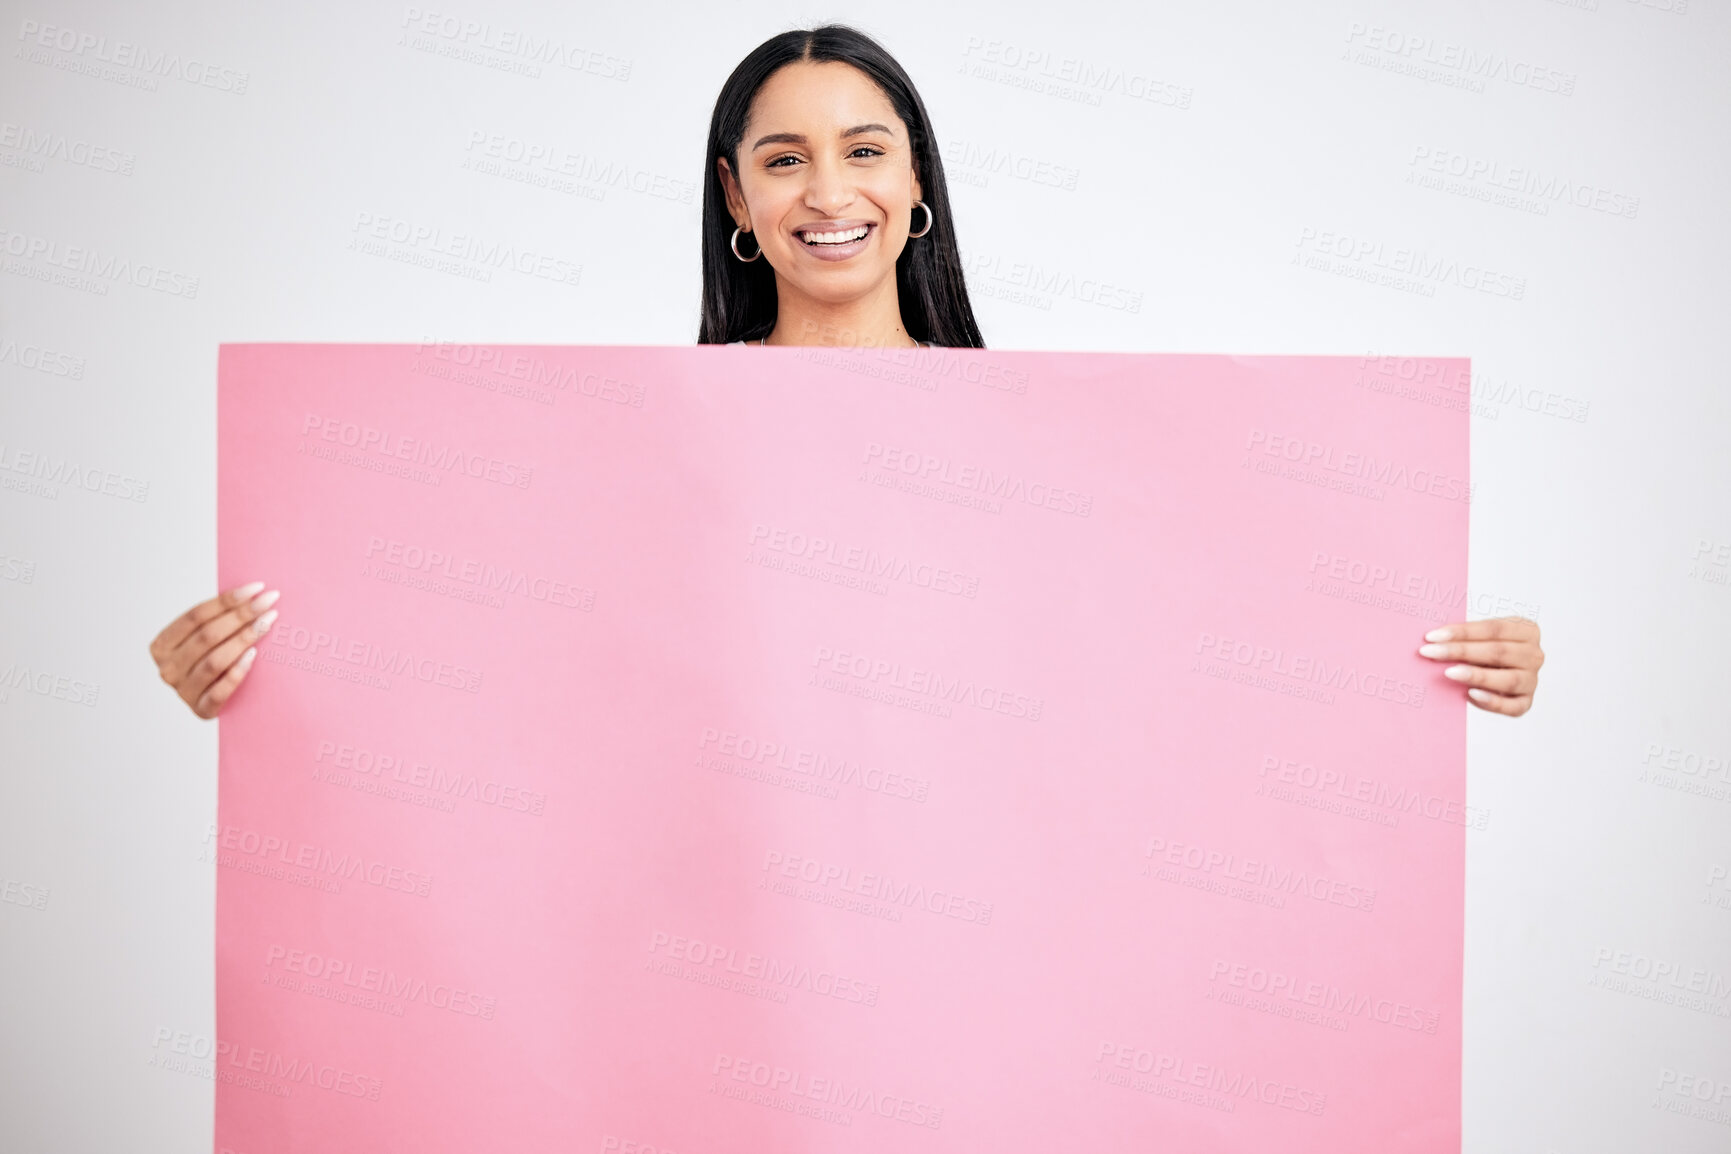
top-left (234, 581), bottom-right (265, 598)
top-left (1466, 688), bottom-right (1493, 703)
top-left (249, 589), bottom-right (281, 612)
top-left (1443, 665), bottom-right (1472, 681)
top-left (1418, 644), bottom-right (1449, 658)
top-left (1424, 627), bottom-right (1453, 642)
top-left (253, 609), bottom-right (278, 636)
top-left (237, 647), bottom-right (257, 671)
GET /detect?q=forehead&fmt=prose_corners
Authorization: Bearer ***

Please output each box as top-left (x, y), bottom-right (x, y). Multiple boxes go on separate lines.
top-left (746, 59), bottom-right (903, 139)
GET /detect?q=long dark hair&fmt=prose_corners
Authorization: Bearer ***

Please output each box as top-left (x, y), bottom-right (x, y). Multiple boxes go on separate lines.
top-left (698, 24), bottom-right (985, 348)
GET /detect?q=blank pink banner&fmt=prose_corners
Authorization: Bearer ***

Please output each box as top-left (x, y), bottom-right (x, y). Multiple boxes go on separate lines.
top-left (215, 343), bottom-right (1468, 1152)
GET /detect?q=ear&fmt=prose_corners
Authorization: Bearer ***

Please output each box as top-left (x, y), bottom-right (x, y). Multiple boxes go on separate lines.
top-left (717, 155), bottom-right (749, 229)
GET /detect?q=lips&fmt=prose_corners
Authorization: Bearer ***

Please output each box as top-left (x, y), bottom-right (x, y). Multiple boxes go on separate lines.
top-left (797, 222), bottom-right (873, 246)
top-left (791, 221), bottom-right (876, 262)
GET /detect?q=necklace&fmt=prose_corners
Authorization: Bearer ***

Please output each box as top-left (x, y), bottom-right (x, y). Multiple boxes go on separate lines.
top-left (759, 336), bottom-right (929, 347)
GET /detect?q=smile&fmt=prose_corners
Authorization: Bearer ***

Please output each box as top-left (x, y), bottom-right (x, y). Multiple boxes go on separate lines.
top-left (797, 223), bottom-right (873, 246)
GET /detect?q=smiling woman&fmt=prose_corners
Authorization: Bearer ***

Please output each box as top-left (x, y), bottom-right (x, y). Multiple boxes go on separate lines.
top-left (146, 23), bottom-right (1542, 720)
top-left (698, 25), bottom-right (985, 349)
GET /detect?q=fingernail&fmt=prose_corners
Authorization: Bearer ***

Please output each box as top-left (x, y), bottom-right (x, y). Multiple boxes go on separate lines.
top-left (1467, 688), bottom-right (1493, 703)
top-left (1424, 628), bottom-right (1453, 642)
top-left (1443, 665), bottom-right (1471, 681)
top-left (237, 646), bottom-right (257, 671)
top-left (234, 581), bottom-right (265, 598)
top-left (1418, 644), bottom-right (1449, 658)
top-left (253, 609), bottom-right (278, 636)
top-left (249, 589), bottom-right (281, 612)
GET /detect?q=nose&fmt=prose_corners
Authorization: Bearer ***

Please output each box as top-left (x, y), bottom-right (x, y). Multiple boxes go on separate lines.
top-left (803, 153), bottom-right (856, 217)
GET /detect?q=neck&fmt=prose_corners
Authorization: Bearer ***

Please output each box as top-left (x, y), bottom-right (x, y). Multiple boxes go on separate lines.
top-left (762, 276), bottom-right (917, 348)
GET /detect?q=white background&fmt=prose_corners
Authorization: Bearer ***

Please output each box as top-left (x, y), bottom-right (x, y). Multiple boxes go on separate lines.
top-left (2, 1), bottom-right (1728, 1150)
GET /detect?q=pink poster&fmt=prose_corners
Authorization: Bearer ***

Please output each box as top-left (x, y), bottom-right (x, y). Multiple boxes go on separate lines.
top-left (215, 343), bottom-right (1468, 1152)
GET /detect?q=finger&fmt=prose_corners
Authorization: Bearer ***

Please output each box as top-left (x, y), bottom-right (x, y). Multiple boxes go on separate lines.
top-left (151, 582), bottom-right (266, 659)
top-left (170, 604), bottom-right (278, 698)
top-left (1423, 616), bottom-right (1538, 644)
top-left (1466, 687), bottom-right (1533, 717)
top-left (161, 590), bottom-right (280, 683)
top-left (1417, 638), bottom-right (1538, 670)
top-left (193, 646), bottom-right (258, 719)
top-left (1441, 664), bottom-right (1533, 696)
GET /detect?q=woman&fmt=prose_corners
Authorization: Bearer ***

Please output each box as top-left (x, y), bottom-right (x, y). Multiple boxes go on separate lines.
top-left (149, 24), bottom-right (1543, 718)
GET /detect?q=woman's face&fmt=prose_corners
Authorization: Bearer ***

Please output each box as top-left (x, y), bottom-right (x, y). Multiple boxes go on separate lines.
top-left (720, 60), bottom-right (923, 309)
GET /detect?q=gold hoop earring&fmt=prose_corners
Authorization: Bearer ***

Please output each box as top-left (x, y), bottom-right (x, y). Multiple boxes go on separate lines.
top-left (730, 226), bottom-right (762, 262)
top-left (909, 200), bottom-right (933, 238)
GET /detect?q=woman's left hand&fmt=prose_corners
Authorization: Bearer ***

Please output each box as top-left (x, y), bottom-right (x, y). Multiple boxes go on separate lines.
top-left (1418, 617), bottom-right (1544, 717)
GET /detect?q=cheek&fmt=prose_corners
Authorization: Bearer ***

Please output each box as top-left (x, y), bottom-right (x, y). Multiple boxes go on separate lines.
top-left (869, 187), bottom-right (914, 230)
top-left (743, 181), bottom-right (798, 235)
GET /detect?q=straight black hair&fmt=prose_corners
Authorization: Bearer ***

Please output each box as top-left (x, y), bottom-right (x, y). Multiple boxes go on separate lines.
top-left (697, 24), bottom-right (985, 348)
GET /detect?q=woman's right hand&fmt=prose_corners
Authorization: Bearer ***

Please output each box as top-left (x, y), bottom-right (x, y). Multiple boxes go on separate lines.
top-left (148, 581), bottom-right (280, 719)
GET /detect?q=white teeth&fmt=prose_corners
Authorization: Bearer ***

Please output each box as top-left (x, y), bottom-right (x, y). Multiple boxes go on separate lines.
top-left (802, 226), bottom-right (869, 245)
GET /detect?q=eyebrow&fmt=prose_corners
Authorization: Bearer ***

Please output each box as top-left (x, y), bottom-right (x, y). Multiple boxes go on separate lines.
top-left (750, 123), bottom-right (895, 151)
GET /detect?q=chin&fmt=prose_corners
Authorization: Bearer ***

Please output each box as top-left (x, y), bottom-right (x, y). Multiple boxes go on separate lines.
top-left (793, 266), bottom-right (890, 297)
